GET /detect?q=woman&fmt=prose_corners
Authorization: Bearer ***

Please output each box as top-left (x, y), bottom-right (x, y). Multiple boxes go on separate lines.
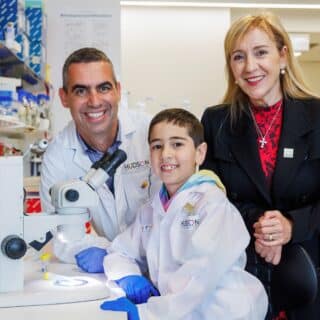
top-left (201, 12), bottom-right (320, 320)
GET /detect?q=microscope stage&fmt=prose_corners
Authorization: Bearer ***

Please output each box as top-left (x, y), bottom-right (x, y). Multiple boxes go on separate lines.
top-left (0, 260), bottom-right (110, 308)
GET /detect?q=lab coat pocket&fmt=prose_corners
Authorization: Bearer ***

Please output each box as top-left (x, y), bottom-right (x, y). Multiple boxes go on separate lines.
top-left (122, 168), bottom-right (153, 220)
top-left (170, 211), bottom-right (201, 263)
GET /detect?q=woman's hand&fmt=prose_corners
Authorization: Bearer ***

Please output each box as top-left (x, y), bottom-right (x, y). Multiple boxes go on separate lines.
top-left (253, 210), bottom-right (293, 246)
top-left (254, 241), bottom-right (282, 265)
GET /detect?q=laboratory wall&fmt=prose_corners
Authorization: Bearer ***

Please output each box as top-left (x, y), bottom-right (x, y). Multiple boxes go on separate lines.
top-left (300, 62), bottom-right (320, 94)
top-left (121, 6), bottom-right (230, 118)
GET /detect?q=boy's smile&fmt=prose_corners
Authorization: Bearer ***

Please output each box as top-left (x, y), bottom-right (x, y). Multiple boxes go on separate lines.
top-left (149, 122), bottom-right (206, 197)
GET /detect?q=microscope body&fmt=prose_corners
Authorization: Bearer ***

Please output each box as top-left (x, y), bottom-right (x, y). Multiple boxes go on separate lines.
top-left (0, 156), bottom-right (24, 292)
top-left (0, 156), bottom-right (90, 293)
top-left (0, 149), bottom-right (126, 293)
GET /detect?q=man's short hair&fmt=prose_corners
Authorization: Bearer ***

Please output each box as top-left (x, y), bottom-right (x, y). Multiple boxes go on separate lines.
top-left (148, 108), bottom-right (204, 147)
top-left (62, 47), bottom-right (117, 90)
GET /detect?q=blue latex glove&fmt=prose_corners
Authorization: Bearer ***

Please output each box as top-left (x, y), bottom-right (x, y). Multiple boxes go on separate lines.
top-left (115, 275), bottom-right (160, 304)
top-left (75, 247), bottom-right (107, 273)
top-left (100, 297), bottom-right (140, 320)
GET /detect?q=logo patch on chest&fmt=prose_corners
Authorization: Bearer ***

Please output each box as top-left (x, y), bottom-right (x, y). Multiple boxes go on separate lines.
top-left (180, 202), bottom-right (200, 230)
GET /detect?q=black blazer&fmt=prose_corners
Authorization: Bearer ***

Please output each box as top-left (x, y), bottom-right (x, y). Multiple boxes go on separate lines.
top-left (201, 97), bottom-right (320, 317)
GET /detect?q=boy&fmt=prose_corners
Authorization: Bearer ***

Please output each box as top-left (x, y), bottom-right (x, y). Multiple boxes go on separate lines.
top-left (100, 108), bottom-right (268, 319)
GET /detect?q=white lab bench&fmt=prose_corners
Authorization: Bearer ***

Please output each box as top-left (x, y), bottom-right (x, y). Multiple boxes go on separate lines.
top-left (0, 258), bottom-right (126, 320)
top-left (0, 300), bottom-right (126, 320)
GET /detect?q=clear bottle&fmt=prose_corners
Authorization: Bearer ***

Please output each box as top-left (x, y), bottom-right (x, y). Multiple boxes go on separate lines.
top-left (5, 22), bottom-right (15, 45)
top-left (37, 94), bottom-right (50, 131)
top-left (17, 89), bottom-right (29, 125)
top-left (0, 94), bottom-right (12, 116)
top-left (29, 93), bottom-right (40, 128)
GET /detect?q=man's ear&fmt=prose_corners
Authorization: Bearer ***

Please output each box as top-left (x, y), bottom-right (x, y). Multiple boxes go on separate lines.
top-left (196, 142), bottom-right (207, 167)
top-left (116, 81), bottom-right (121, 102)
top-left (58, 87), bottom-right (69, 109)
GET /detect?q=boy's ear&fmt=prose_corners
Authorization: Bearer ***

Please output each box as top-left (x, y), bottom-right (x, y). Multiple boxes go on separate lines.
top-left (195, 142), bottom-right (207, 166)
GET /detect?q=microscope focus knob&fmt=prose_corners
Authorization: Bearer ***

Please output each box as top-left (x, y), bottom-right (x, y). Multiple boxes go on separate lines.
top-left (1, 235), bottom-right (27, 260)
top-left (65, 189), bottom-right (79, 202)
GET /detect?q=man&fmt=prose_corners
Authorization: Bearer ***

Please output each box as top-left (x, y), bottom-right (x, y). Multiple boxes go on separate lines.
top-left (40, 48), bottom-right (159, 271)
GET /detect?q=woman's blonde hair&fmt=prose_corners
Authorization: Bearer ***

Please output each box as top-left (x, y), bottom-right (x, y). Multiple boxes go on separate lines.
top-left (222, 12), bottom-right (318, 122)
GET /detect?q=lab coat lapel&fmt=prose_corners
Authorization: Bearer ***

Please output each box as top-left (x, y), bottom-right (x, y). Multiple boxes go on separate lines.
top-left (230, 114), bottom-right (272, 204)
top-left (64, 121), bottom-right (92, 172)
top-left (272, 100), bottom-right (311, 198)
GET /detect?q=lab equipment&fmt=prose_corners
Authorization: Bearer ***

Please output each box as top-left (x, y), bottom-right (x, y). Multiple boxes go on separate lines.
top-left (101, 297), bottom-right (140, 320)
top-left (40, 252), bottom-right (51, 280)
top-left (23, 138), bottom-right (49, 176)
top-left (115, 275), bottom-right (160, 304)
top-left (75, 247), bottom-right (107, 273)
top-left (0, 156), bottom-right (89, 294)
top-left (0, 149), bottom-right (127, 295)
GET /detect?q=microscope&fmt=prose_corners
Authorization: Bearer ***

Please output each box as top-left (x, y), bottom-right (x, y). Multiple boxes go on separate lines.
top-left (0, 149), bottom-right (127, 295)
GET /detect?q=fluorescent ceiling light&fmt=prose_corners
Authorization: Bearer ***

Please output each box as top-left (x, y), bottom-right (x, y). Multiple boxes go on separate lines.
top-left (120, 1), bottom-right (320, 9)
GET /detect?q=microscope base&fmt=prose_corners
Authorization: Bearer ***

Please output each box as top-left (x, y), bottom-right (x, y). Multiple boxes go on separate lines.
top-left (0, 261), bottom-right (110, 308)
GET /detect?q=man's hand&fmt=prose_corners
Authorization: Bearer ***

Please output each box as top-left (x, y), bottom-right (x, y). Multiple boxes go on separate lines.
top-left (75, 247), bottom-right (107, 273)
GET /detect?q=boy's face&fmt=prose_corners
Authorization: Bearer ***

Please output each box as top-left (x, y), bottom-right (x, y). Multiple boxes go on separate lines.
top-left (149, 121), bottom-right (207, 197)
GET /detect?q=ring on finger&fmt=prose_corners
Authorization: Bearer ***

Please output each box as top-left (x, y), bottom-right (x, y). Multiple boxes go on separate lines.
top-left (268, 234), bottom-right (273, 241)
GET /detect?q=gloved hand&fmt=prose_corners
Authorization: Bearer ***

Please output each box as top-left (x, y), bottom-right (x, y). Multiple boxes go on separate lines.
top-left (100, 297), bottom-right (140, 320)
top-left (75, 247), bottom-right (107, 273)
top-left (115, 275), bottom-right (160, 304)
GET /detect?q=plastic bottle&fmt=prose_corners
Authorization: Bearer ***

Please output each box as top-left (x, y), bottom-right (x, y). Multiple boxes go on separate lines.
top-left (37, 94), bottom-right (50, 131)
top-left (5, 22), bottom-right (15, 44)
top-left (29, 93), bottom-right (40, 128)
top-left (17, 89), bottom-right (29, 124)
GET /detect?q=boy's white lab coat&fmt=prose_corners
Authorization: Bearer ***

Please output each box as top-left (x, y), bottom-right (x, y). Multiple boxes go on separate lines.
top-left (40, 108), bottom-right (160, 262)
top-left (104, 182), bottom-right (268, 320)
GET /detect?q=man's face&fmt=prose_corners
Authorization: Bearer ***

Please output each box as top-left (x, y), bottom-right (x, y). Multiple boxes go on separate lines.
top-left (59, 61), bottom-right (121, 143)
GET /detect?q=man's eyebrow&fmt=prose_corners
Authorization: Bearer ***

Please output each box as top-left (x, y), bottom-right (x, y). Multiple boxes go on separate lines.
top-left (70, 81), bottom-right (114, 93)
top-left (97, 81), bottom-right (113, 88)
top-left (71, 84), bottom-right (87, 92)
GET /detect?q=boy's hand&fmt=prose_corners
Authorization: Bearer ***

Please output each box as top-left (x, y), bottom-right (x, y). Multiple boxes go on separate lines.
top-left (115, 275), bottom-right (160, 304)
top-left (75, 247), bottom-right (107, 273)
top-left (101, 297), bottom-right (140, 320)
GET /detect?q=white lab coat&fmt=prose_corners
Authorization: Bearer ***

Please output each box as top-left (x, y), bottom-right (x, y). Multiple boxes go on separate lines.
top-left (104, 183), bottom-right (268, 320)
top-left (40, 107), bottom-right (160, 262)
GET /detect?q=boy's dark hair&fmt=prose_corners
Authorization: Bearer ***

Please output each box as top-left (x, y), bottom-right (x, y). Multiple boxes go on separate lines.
top-left (62, 47), bottom-right (117, 90)
top-left (148, 108), bottom-right (204, 147)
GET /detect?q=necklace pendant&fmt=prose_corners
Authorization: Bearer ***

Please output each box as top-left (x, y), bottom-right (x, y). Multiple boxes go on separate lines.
top-left (259, 137), bottom-right (267, 148)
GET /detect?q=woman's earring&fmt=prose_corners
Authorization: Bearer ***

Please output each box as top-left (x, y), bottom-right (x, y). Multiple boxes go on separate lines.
top-left (280, 68), bottom-right (286, 75)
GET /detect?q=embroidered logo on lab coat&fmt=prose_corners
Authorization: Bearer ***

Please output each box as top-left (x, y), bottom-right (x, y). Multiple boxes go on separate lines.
top-left (122, 159), bottom-right (150, 174)
top-left (180, 202), bottom-right (200, 230)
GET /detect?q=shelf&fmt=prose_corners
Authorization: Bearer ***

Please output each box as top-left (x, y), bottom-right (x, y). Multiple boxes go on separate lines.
top-left (0, 41), bottom-right (48, 93)
top-left (0, 115), bottom-right (42, 139)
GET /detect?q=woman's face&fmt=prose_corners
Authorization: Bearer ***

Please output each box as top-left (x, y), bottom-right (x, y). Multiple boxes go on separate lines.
top-left (230, 28), bottom-right (287, 107)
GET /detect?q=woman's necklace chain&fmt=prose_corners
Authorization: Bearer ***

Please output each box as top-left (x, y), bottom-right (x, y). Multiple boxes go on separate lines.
top-left (250, 102), bottom-right (282, 149)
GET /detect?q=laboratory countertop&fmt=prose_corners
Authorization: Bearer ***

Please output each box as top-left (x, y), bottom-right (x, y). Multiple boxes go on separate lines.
top-left (0, 257), bottom-right (126, 320)
top-left (0, 300), bottom-right (126, 320)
